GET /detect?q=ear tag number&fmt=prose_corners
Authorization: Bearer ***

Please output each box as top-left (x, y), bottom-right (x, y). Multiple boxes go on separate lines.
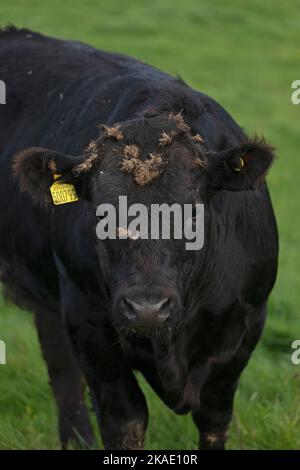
top-left (234, 157), bottom-right (245, 173)
top-left (50, 173), bottom-right (79, 205)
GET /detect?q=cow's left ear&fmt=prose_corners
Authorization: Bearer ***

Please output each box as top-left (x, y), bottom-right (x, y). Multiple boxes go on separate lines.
top-left (13, 147), bottom-right (95, 206)
top-left (207, 138), bottom-right (275, 191)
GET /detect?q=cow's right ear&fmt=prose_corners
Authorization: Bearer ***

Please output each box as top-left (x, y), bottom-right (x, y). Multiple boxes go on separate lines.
top-left (13, 147), bottom-right (95, 206)
top-left (206, 138), bottom-right (275, 192)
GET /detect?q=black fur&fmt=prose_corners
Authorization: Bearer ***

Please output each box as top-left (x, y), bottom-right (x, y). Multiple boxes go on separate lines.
top-left (0, 28), bottom-right (278, 450)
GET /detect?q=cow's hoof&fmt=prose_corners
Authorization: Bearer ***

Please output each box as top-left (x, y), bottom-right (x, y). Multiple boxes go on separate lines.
top-left (200, 431), bottom-right (228, 450)
top-left (121, 421), bottom-right (145, 450)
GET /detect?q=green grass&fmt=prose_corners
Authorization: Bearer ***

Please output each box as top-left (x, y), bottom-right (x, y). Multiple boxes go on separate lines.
top-left (0, 0), bottom-right (299, 450)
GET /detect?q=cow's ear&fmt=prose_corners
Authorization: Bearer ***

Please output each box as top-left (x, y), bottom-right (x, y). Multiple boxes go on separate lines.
top-left (13, 147), bottom-right (95, 206)
top-left (207, 138), bottom-right (275, 191)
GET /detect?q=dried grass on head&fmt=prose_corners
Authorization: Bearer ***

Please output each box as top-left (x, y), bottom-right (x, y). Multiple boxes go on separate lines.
top-left (121, 148), bottom-right (167, 186)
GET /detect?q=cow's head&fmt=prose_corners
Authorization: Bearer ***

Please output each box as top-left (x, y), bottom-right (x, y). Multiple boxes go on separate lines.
top-left (13, 110), bottom-right (275, 336)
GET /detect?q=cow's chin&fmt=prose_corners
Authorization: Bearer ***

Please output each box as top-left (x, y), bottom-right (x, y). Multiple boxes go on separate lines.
top-left (120, 323), bottom-right (173, 339)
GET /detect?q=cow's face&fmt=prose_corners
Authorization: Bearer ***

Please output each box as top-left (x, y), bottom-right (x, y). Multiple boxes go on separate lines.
top-left (14, 111), bottom-right (275, 335)
top-left (89, 116), bottom-right (206, 335)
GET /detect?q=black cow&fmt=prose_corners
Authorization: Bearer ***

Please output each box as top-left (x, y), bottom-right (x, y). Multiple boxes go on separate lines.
top-left (0, 27), bottom-right (278, 450)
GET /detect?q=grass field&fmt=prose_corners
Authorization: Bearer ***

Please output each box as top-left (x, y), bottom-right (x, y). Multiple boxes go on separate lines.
top-left (0, 0), bottom-right (299, 450)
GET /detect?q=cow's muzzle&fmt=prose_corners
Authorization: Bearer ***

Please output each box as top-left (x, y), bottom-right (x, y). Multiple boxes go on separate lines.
top-left (114, 289), bottom-right (179, 331)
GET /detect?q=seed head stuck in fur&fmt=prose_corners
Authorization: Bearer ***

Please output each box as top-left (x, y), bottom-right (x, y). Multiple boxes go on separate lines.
top-left (196, 158), bottom-right (207, 168)
top-left (74, 152), bottom-right (98, 175)
top-left (103, 124), bottom-right (123, 140)
top-left (123, 144), bottom-right (140, 159)
top-left (168, 112), bottom-right (189, 131)
top-left (73, 141), bottom-right (99, 175)
top-left (158, 131), bottom-right (173, 147)
top-left (192, 134), bottom-right (204, 143)
top-left (121, 152), bottom-right (167, 186)
top-left (86, 140), bottom-right (98, 153)
top-left (117, 226), bottom-right (140, 240)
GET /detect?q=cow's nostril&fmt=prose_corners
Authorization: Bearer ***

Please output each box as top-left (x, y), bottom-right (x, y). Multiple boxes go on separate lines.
top-left (122, 296), bottom-right (172, 327)
top-left (122, 297), bottom-right (137, 321)
top-left (157, 309), bottom-right (170, 321)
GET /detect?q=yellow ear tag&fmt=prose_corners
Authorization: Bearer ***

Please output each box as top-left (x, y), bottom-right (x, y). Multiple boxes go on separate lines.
top-left (234, 157), bottom-right (245, 173)
top-left (50, 174), bottom-right (79, 205)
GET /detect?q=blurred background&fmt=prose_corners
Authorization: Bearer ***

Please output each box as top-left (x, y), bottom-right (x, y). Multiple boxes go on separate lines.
top-left (0, 0), bottom-right (299, 449)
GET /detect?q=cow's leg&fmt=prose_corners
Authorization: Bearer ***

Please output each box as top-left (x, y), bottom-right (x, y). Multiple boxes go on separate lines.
top-left (192, 368), bottom-right (239, 450)
top-left (90, 374), bottom-right (148, 450)
top-left (193, 310), bottom-right (266, 450)
top-left (65, 318), bottom-right (149, 449)
top-left (57, 269), bottom-right (149, 450)
top-left (34, 309), bottom-right (95, 449)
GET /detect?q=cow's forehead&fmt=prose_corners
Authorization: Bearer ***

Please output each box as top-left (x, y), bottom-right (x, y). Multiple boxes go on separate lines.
top-left (91, 148), bottom-right (203, 210)
top-left (83, 113), bottom-right (207, 190)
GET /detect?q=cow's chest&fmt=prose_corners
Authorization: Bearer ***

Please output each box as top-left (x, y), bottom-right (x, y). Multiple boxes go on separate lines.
top-left (124, 303), bottom-right (248, 414)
